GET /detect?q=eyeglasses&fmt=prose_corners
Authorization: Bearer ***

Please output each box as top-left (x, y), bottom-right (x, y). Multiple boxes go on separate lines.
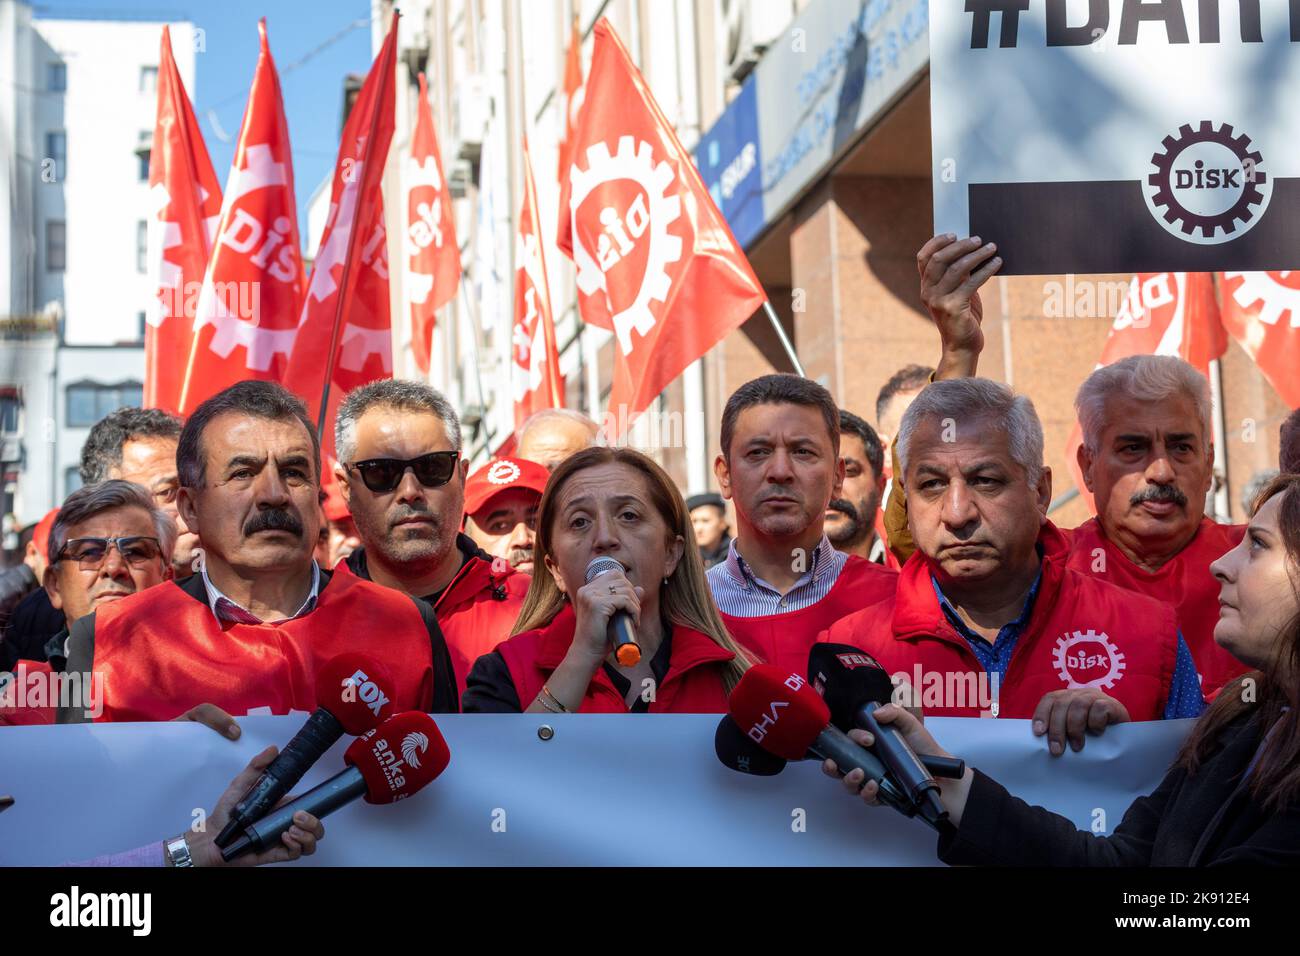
top-left (55, 536), bottom-right (164, 571)
top-left (347, 452), bottom-right (459, 494)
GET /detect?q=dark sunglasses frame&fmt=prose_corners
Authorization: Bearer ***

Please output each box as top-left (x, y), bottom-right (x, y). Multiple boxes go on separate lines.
top-left (347, 451), bottom-right (460, 493)
top-left (55, 535), bottom-right (164, 570)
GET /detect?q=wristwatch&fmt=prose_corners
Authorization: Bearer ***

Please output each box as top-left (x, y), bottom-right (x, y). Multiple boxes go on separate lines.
top-left (164, 833), bottom-right (194, 868)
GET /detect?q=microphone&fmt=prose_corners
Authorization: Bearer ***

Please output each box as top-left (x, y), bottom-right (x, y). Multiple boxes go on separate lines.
top-left (221, 711), bottom-right (450, 862)
top-left (727, 664), bottom-right (919, 822)
top-left (808, 643), bottom-right (961, 827)
top-left (215, 653), bottom-right (396, 849)
top-left (584, 556), bottom-right (641, 666)
top-left (714, 714), bottom-right (787, 776)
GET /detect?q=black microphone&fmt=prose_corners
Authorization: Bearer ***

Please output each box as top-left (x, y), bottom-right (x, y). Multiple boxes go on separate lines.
top-left (214, 654), bottom-right (396, 849)
top-left (221, 712), bottom-right (450, 862)
top-left (713, 714), bottom-right (787, 776)
top-left (808, 643), bottom-right (960, 828)
top-left (584, 556), bottom-right (641, 666)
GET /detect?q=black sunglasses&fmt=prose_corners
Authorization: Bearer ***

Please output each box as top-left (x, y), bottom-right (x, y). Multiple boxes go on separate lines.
top-left (347, 451), bottom-right (459, 493)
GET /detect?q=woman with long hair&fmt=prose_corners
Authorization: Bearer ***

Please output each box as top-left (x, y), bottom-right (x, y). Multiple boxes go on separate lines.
top-left (822, 473), bottom-right (1300, 865)
top-left (462, 446), bottom-right (753, 713)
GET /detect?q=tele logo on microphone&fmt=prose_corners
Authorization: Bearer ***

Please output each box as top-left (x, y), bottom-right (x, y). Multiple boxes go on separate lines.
top-left (344, 668), bottom-right (391, 717)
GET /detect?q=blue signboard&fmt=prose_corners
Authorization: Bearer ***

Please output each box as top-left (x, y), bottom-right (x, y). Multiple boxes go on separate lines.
top-left (693, 75), bottom-right (765, 250)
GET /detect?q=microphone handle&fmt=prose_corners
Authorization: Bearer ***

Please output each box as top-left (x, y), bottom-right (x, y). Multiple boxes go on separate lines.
top-left (216, 708), bottom-right (345, 848)
top-left (608, 610), bottom-right (641, 666)
top-left (221, 765), bottom-right (367, 862)
top-left (806, 724), bottom-right (913, 815)
top-left (920, 754), bottom-right (965, 780)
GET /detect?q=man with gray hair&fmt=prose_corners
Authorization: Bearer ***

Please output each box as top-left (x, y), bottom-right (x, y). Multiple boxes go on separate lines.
top-left (333, 379), bottom-right (529, 695)
top-left (515, 407), bottom-right (600, 471)
top-left (821, 378), bottom-right (1205, 755)
top-left (893, 234), bottom-right (1250, 701)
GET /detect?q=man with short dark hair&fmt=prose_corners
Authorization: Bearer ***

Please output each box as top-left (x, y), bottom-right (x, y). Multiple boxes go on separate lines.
top-left (686, 492), bottom-right (730, 569)
top-left (58, 381), bottom-right (457, 723)
top-left (708, 374), bottom-right (897, 675)
top-left (333, 380), bottom-right (529, 694)
top-left (1281, 407), bottom-right (1300, 474)
top-left (80, 406), bottom-right (198, 577)
top-left (827, 410), bottom-right (887, 563)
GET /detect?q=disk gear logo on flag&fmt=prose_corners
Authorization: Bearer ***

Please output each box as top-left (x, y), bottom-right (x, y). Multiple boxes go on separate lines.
top-left (1053, 630), bottom-right (1126, 691)
top-left (569, 136), bottom-right (686, 356)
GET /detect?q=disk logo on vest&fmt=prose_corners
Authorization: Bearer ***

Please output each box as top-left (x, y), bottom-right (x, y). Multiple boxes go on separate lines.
top-left (1053, 629), bottom-right (1127, 691)
top-left (1143, 121), bottom-right (1269, 245)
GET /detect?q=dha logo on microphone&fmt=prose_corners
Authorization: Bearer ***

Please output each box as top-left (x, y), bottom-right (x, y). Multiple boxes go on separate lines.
top-left (746, 674), bottom-right (806, 743)
top-left (50, 886), bottom-right (151, 936)
top-left (344, 669), bottom-right (391, 717)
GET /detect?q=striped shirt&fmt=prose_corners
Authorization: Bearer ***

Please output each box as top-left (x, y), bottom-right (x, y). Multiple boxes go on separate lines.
top-left (706, 535), bottom-right (848, 617)
top-left (200, 562), bottom-right (321, 625)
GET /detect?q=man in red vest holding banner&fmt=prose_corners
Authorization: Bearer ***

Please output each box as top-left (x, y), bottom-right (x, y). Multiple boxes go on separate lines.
top-left (888, 235), bottom-right (1248, 701)
top-left (57, 381), bottom-right (458, 723)
top-left (824, 378), bottom-right (1206, 755)
top-left (707, 375), bottom-right (898, 676)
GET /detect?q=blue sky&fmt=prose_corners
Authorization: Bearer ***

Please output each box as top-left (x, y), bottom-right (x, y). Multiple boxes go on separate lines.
top-left (37, 0), bottom-right (373, 239)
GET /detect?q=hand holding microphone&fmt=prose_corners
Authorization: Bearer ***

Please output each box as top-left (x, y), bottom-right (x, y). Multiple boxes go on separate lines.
top-left (579, 556), bottom-right (642, 667)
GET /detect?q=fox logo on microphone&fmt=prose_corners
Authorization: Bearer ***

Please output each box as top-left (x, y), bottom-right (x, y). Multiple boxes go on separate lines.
top-left (344, 668), bottom-right (390, 717)
top-left (746, 674), bottom-right (806, 744)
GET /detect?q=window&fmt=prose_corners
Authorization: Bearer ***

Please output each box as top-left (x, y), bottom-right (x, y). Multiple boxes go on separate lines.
top-left (47, 62), bottom-right (66, 93)
top-left (65, 466), bottom-right (82, 498)
top-left (137, 311), bottom-right (146, 342)
top-left (46, 130), bottom-right (66, 180)
top-left (66, 381), bottom-right (143, 428)
top-left (138, 148), bottom-right (151, 181)
top-left (136, 220), bottom-right (147, 273)
top-left (139, 65), bottom-right (158, 93)
top-left (0, 395), bottom-right (19, 434)
top-left (46, 220), bottom-right (66, 272)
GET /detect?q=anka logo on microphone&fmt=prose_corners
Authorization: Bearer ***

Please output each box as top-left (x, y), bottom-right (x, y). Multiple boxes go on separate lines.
top-left (746, 673), bottom-right (805, 744)
top-left (369, 731), bottom-right (428, 795)
top-left (344, 668), bottom-right (391, 717)
top-left (401, 731), bottom-right (429, 769)
top-left (50, 886), bottom-right (151, 936)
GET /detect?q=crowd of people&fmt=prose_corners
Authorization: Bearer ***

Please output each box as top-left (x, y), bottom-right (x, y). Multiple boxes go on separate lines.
top-left (2, 233), bottom-right (1299, 866)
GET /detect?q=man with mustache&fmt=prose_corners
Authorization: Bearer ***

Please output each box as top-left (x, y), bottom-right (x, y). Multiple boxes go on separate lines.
top-left (895, 234), bottom-right (1248, 699)
top-left (822, 378), bottom-right (1205, 755)
top-left (57, 381), bottom-right (457, 722)
top-left (463, 457), bottom-right (548, 577)
top-left (331, 381), bottom-right (529, 695)
top-left (708, 375), bottom-right (898, 675)
top-left (825, 410), bottom-right (887, 564)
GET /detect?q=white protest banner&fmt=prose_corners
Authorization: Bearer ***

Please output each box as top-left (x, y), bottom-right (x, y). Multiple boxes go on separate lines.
top-left (930, 0), bottom-right (1300, 274)
top-left (0, 715), bottom-right (1189, 866)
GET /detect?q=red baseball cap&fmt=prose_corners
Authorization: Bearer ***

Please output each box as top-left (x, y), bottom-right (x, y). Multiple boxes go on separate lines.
top-left (463, 457), bottom-right (549, 520)
top-left (321, 461), bottom-right (350, 522)
top-left (32, 508), bottom-right (58, 561)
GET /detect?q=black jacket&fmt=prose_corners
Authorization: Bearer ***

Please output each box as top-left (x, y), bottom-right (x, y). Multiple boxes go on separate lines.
top-left (0, 586), bottom-right (65, 671)
top-left (940, 710), bottom-right (1300, 866)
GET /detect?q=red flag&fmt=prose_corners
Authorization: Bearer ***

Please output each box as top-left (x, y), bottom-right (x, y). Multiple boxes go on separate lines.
top-left (555, 14), bottom-right (584, 246)
top-left (513, 138), bottom-right (565, 428)
top-left (145, 25), bottom-right (223, 414)
top-left (284, 13), bottom-right (399, 459)
top-left (177, 19), bottom-right (305, 414)
top-left (1218, 272), bottom-right (1300, 408)
top-left (1067, 273), bottom-right (1228, 509)
top-left (405, 73), bottom-right (461, 373)
top-left (558, 19), bottom-right (767, 437)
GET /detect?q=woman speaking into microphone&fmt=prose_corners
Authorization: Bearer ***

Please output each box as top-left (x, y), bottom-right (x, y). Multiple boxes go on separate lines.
top-left (462, 447), bottom-right (752, 714)
top-left (822, 474), bottom-right (1300, 865)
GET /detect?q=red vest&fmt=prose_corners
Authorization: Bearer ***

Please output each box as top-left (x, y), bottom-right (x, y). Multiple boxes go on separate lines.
top-left (498, 605), bottom-right (733, 713)
top-left (0, 661), bottom-right (56, 725)
top-left (719, 555), bottom-right (898, 676)
top-left (820, 526), bottom-right (1179, 720)
top-left (1064, 518), bottom-right (1246, 700)
top-left (92, 571), bottom-right (436, 722)
top-left (337, 544), bottom-right (529, 696)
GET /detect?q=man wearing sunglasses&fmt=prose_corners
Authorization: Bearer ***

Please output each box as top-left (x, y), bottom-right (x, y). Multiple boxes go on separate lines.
top-left (333, 380), bottom-right (530, 695)
top-left (56, 381), bottom-right (458, 724)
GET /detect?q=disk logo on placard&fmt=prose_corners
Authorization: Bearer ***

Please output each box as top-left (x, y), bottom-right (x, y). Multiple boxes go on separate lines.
top-left (1143, 121), bottom-right (1270, 245)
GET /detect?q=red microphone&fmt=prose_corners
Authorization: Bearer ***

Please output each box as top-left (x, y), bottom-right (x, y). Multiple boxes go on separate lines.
top-left (221, 711), bottom-right (450, 861)
top-left (215, 653), bottom-right (396, 849)
top-left (728, 664), bottom-right (914, 815)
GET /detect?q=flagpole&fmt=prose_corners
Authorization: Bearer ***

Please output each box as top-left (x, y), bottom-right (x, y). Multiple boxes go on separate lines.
top-left (315, 17), bottom-right (398, 438)
top-left (762, 300), bottom-right (805, 377)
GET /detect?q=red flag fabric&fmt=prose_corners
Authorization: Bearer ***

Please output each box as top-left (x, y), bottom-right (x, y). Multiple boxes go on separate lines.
top-left (284, 14), bottom-right (400, 459)
top-left (405, 73), bottom-right (461, 373)
top-left (1067, 273), bottom-right (1228, 510)
top-left (557, 19), bottom-right (767, 437)
top-left (145, 25), bottom-right (223, 414)
top-left (513, 138), bottom-right (565, 429)
top-left (1218, 272), bottom-right (1300, 409)
top-left (555, 14), bottom-right (584, 246)
top-left (177, 19), bottom-right (305, 414)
